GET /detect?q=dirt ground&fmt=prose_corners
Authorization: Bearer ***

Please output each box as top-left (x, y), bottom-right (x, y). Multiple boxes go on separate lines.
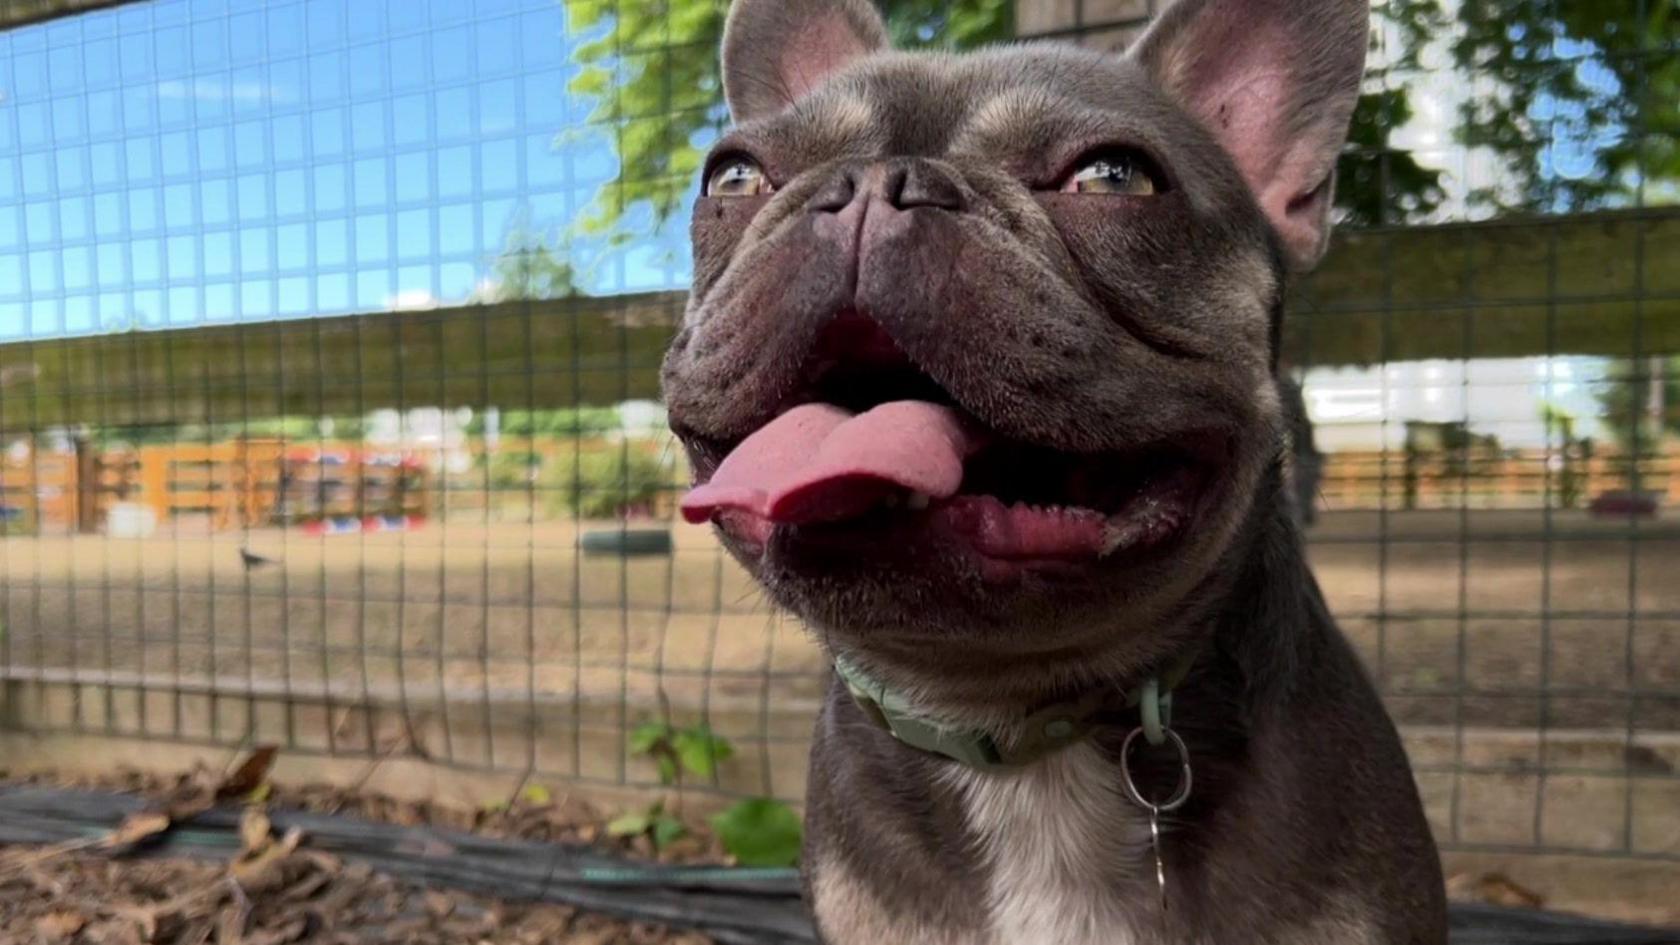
top-left (1, 852), bottom-right (709, 945)
top-left (1, 510), bottom-right (1675, 727)
top-left (0, 764), bottom-right (725, 945)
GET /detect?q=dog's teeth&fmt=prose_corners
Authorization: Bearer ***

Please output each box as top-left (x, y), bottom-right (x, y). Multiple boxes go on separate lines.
top-left (1098, 524), bottom-right (1130, 558)
top-left (906, 492), bottom-right (930, 511)
top-left (881, 494), bottom-right (901, 510)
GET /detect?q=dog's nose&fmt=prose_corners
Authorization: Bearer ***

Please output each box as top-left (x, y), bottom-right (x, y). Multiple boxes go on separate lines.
top-left (807, 160), bottom-right (966, 215)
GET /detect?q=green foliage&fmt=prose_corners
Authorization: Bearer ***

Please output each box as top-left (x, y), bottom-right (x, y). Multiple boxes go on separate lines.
top-left (1400, 420), bottom-right (1504, 509)
top-left (483, 214), bottom-right (583, 302)
top-left (545, 446), bottom-right (675, 519)
top-left (94, 416), bottom-right (368, 448)
top-left (1336, 88), bottom-right (1446, 226)
top-left (629, 720), bottom-right (735, 786)
top-left (466, 407), bottom-right (625, 438)
top-left (1330, 0), bottom-right (1448, 225)
top-left (1541, 405), bottom-right (1592, 509)
top-left (562, 0), bottom-right (727, 236)
top-left (672, 726), bottom-right (734, 781)
top-left (886, 0), bottom-right (1012, 48)
top-left (1594, 357), bottom-right (1680, 483)
top-left (652, 813), bottom-right (688, 849)
top-left (607, 799), bottom-right (689, 851)
top-left (1451, 0), bottom-right (1680, 213)
top-left (485, 450), bottom-right (544, 489)
top-left (710, 798), bottom-right (803, 867)
top-left (562, 0), bottom-right (1015, 238)
top-left (617, 719), bottom-right (743, 855)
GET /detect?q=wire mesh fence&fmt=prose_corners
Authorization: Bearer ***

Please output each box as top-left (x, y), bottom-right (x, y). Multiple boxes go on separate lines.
top-left (0, 0), bottom-right (1676, 874)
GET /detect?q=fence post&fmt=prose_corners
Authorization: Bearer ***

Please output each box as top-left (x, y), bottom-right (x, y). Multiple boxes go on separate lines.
top-left (73, 435), bottom-right (100, 534)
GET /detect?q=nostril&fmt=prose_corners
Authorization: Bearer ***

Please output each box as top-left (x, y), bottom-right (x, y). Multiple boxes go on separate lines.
top-left (811, 162), bottom-right (967, 214)
top-left (807, 172), bottom-right (856, 214)
top-left (881, 166), bottom-right (909, 208)
top-left (893, 163), bottom-right (965, 212)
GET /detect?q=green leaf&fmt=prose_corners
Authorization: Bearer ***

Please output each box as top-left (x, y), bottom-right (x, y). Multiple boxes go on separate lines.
top-left (629, 721), bottom-right (670, 755)
top-left (672, 726), bottom-right (734, 780)
top-left (606, 808), bottom-right (653, 837)
top-left (710, 798), bottom-right (803, 868)
top-left (521, 784), bottom-right (552, 806)
top-left (655, 753), bottom-right (679, 786)
top-left (651, 815), bottom-right (687, 851)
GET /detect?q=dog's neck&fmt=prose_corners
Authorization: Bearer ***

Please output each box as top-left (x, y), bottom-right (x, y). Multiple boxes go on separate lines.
top-left (820, 466), bottom-right (1317, 756)
top-left (832, 641), bottom-right (1201, 769)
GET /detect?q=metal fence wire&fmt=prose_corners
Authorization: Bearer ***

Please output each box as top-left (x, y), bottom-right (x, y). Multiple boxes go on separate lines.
top-left (0, 0), bottom-right (1676, 871)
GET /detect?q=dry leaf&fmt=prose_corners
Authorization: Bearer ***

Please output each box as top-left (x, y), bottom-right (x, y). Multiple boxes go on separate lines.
top-left (113, 906), bottom-right (159, 942)
top-left (1447, 871), bottom-right (1545, 909)
top-left (298, 851), bottom-right (342, 875)
top-left (179, 922), bottom-right (214, 945)
top-left (422, 890), bottom-right (456, 920)
top-left (34, 911), bottom-right (87, 941)
top-left (240, 916), bottom-right (309, 945)
top-left (228, 827), bottom-right (301, 894)
top-left (238, 809), bottom-right (272, 856)
top-left (218, 747), bottom-right (279, 800)
top-left (1474, 873), bottom-right (1544, 909)
top-left (162, 785), bottom-right (216, 823)
top-left (215, 905), bottom-right (246, 945)
top-left (103, 811), bottom-right (171, 849)
top-left (278, 870), bottom-right (331, 903)
top-left (277, 827), bottom-right (303, 855)
top-left (85, 917), bottom-right (145, 945)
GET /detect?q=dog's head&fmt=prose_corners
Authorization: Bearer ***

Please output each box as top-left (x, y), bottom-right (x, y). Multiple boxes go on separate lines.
top-left (663, 0), bottom-right (1366, 671)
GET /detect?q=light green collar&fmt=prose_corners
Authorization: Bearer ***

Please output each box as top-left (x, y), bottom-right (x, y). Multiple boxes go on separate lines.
top-left (833, 650), bottom-right (1197, 770)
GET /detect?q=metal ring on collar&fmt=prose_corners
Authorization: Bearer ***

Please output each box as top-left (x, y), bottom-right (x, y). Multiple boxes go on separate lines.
top-left (1119, 726), bottom-right (1193, 813)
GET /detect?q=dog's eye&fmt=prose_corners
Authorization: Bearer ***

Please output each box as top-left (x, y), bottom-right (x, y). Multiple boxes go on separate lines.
top-left (1062, 151), bottom-right (1161, 196)
top-left (706, 158), bottom-right (772, 198)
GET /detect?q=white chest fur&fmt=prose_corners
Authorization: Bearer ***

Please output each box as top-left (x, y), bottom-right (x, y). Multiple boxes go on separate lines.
top-left (812, 741), bottom-right (1387, 945)
top-left (943, 742), bottom-right (1152, 945)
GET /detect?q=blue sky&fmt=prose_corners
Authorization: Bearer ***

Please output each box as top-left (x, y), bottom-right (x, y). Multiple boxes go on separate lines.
top-left (0, 0), bottom-right (695, 342)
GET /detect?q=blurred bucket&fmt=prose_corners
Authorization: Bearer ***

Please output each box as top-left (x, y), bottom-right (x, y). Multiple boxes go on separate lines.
top-left (105, 502), bottom-right (157, 539)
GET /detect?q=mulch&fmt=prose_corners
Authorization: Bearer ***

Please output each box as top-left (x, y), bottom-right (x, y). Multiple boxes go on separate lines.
top-left (1, 847), bottom-right (709, 945)
top-left (8, 759), bottom-right (731, 862)
top-left (0, 753), bottom-right (728, 945)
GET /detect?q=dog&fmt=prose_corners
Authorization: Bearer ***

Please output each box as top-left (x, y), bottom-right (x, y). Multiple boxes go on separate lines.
top-left (662, 0), bottom-right (1447, 941)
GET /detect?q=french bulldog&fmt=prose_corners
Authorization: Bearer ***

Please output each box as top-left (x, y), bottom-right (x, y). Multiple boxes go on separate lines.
top-left (662, 0), bottom-right (1447, 942)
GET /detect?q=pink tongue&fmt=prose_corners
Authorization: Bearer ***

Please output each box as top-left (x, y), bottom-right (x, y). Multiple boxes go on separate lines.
top-left (681, 401), bottom-right (979, 526)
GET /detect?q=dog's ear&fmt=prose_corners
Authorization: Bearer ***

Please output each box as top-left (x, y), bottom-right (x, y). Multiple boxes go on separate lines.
top-left (1131, 0), bottom-right (1368, 271)
top-left (721, 0), bottom-right (889, 123)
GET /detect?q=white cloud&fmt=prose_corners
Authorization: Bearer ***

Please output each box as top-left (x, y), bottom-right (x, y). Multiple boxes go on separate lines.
top-left (384, 289), bottom-right (439, 312)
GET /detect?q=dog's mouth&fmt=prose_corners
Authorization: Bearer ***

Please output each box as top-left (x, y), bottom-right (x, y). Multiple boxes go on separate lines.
top-left (677, 315), bottom-right (1223, 578)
